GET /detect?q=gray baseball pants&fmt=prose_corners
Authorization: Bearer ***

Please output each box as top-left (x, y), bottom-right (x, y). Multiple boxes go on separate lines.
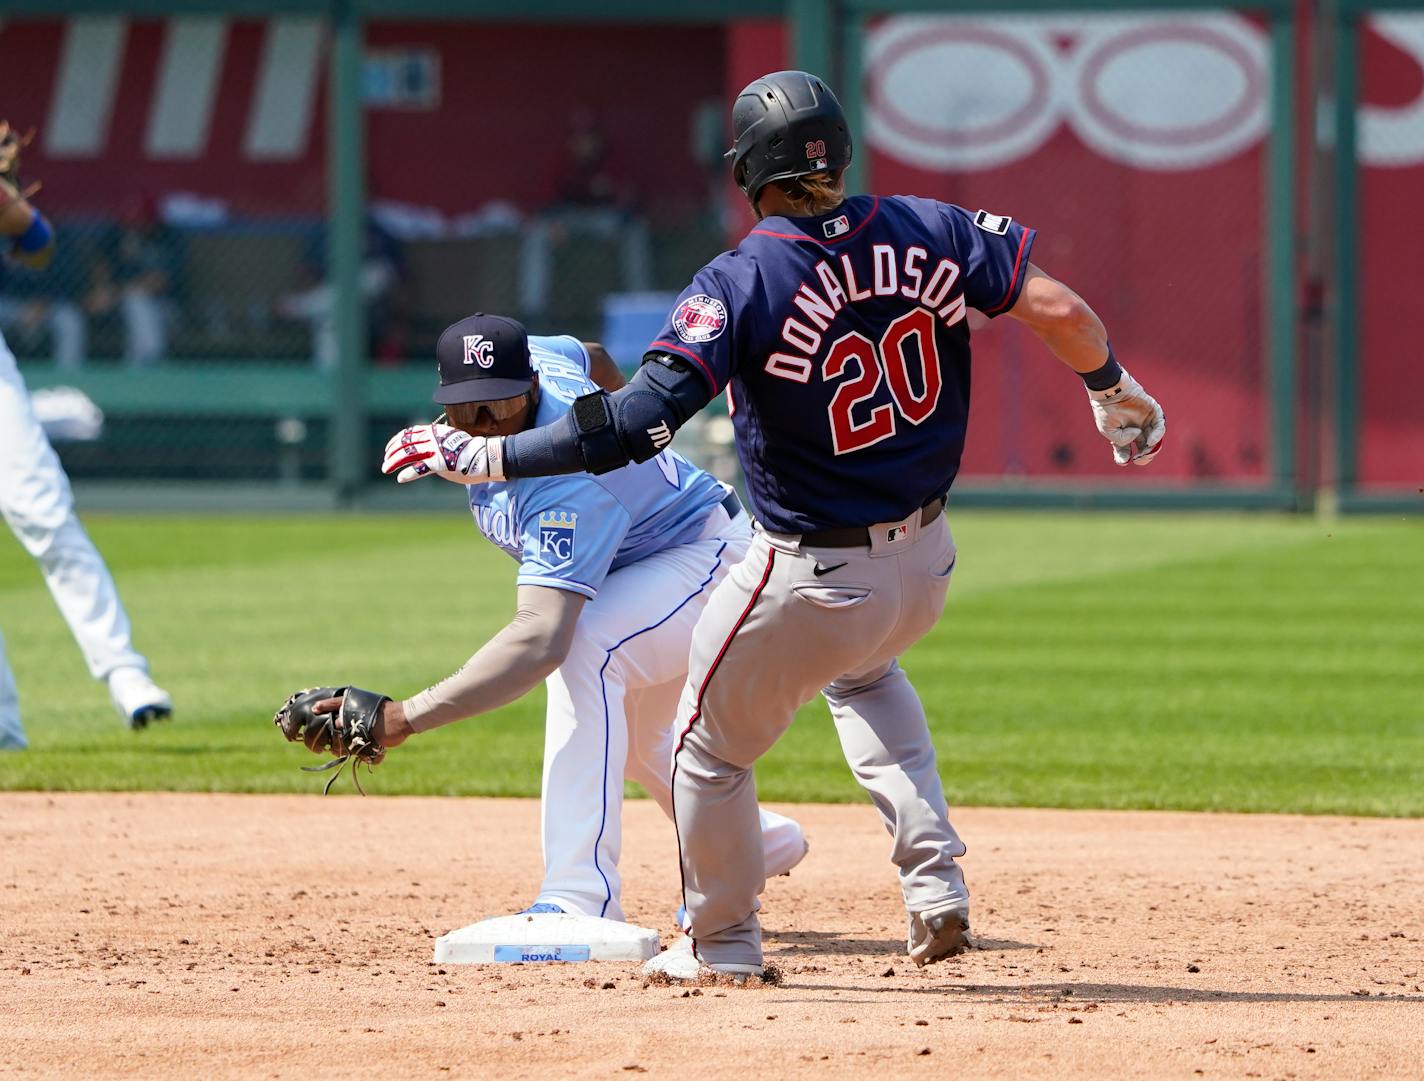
top-left (671, 506), bottom-right (968, 967)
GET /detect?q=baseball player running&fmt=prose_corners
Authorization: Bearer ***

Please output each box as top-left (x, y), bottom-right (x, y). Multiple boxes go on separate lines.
top-left (0, 122), bottom-right (171, 749)
top-left (381, 71), bottom-right (1166, 979)
top-left (323, 314), bottom-right (806, 931)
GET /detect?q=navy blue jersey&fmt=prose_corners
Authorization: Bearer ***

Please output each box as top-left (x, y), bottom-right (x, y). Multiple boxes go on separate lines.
top-left (649, 195), bottom-right (1035, 533)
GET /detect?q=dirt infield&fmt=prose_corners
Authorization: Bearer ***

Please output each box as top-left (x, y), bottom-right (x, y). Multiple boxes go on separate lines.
top-left (2, 794), bottom-right (1421, 1080)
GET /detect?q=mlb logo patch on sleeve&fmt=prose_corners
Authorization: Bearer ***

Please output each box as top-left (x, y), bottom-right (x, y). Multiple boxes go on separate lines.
top-left (974, 210), bottom-right (1012, 235)
top-left (538, 510), bottom-right (578, 564)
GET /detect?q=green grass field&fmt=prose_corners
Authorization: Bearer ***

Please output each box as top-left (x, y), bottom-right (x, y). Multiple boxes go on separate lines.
top-left (1, 510), bottom-right (1420, 815)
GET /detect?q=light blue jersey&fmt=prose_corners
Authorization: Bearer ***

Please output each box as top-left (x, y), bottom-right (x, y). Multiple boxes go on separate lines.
top-left (468, 335), bottom-right (728, 599)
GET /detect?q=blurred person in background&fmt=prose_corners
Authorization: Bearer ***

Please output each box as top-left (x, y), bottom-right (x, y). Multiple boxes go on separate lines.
top-left (83, 194), bottom-right (178, 367)
top-left (0, 139), bottom-right (85, 367)
top-left (0, 260), bottom-right (86, 369)
top-left (275, 219), bottom-right (398, 369)
top-left (0, 122), bottom-right (172, 748)
top-left (519, 107), bottom-right (652, 325)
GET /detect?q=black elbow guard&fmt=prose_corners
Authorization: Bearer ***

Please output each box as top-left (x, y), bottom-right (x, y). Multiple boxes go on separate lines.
top-left (568, 391), bottom-right (628, 474)
top-left (568, 355), bottom-right (712, 474)
top-left (634, 353), bottom-right (713, 423)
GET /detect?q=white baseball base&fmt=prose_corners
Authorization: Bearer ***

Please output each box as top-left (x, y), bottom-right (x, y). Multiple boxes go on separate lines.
top-left (433, 912), bottom-right (660, 964)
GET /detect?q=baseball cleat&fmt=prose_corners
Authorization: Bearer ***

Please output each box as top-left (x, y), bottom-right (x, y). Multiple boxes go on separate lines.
top-left (907, 901), bottom-right (971, 967)
top-left (107, 667), bottom-right (173, 730)
top-left (519, 902), bottom-right (566, 915)
top-left (642, 935), bottom-right (763, 983)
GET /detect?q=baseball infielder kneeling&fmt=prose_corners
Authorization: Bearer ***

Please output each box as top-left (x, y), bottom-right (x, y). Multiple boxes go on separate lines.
top-left (298, 314), bottom-right (805, 927)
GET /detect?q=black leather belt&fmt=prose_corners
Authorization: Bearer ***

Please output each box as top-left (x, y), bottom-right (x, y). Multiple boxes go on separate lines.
top-left (719, 488), bottom-right (743, 520)
top-left (800, 497), bottom-right (945, 548)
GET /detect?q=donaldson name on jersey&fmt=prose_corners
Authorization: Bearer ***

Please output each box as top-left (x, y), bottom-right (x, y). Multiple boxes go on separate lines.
top-left (468, 335), bottom-right (727, 599)
top-left (648, 195), bottom-right (1036, 535)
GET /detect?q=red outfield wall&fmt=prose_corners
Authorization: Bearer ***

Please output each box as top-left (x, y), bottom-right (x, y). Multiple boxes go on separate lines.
top-left (2, 15), bottom-right (1418, 486)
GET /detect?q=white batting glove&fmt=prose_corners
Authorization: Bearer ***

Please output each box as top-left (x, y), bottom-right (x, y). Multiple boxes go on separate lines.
top-left (1087, 369), bottom-right (1166, 467)
top-left (380, 424), bottom-right (505, 485)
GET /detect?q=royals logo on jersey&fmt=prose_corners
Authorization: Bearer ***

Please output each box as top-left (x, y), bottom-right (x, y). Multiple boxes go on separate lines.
top-left (538, 510), bottom-right (578, 565)
top-left (672, 294), bottom-right (727, 343)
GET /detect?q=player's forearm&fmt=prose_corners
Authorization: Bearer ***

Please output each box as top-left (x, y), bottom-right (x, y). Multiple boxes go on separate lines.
top-left (1035, 307), bottom-right (1109, 375)
top-left (499, 410), bottom-right (593, 479)
top-left (501, 355), bottom-right (711, 479)
top-left (1023, 291), bottom-right (1110, 374)
top-left (1007, 265), bottom-right (1117, 381)
top-left (401, 618), bottom-right (568, 733)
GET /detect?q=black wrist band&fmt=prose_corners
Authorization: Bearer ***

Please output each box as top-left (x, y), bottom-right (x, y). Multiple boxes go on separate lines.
top-left (1081, 349), bottom-right (1123, 391)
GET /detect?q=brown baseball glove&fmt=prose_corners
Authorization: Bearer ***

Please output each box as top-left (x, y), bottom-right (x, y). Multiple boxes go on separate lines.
top-left (273, 685), bottom-right (391, 794)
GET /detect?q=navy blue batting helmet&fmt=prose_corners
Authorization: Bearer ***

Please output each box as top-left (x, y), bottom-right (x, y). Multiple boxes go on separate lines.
top-left (726, 70), bottom-right (853, 203)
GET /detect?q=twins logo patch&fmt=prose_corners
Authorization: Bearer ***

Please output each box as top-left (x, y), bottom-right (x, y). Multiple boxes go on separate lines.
top-left (538, 510), bottom-right (577, 564)
top-left (671, 294), bottom-right (727, 344)
top-left (463, 334), bottom-right (496, 367)
top-left (973, 209), bottom-right (1012, 235)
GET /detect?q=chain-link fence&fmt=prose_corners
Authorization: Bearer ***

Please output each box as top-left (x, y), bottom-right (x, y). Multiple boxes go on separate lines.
top-left (2, 17), bottom-right (333, 481)
top-left (4, 15), bottom-right (743, 487)
top-left (2, 5), bottom-right (1407, 507)
top-left (1350, 11), bottom-right (1424, 497)
top-left (852, 10), bottom-right (1279, 489)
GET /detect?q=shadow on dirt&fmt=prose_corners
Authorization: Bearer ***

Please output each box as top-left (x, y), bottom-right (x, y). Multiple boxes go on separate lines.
top-left (778, 981), bottom-right (1423, 1005)
top-left (764, 929), bottom-right (1043, 956)
top-left (763, 929), bottom-right (904, 955)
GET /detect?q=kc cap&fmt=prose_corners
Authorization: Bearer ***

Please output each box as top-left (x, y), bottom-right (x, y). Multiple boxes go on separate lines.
top-left (434, 313), bottom-right (533, 404)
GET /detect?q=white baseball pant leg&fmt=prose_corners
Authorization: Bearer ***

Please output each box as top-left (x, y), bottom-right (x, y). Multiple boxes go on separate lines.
top-left (0, 332), bottom-right (148, 710)
top-left (535, 513), bottom-right (804, 921)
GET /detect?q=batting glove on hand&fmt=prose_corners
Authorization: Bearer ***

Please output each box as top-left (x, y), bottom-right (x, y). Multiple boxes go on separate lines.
top-left (381, 424), bottom-right (505, 485)
top-left (1087, 369), bottom-right (1166, 466)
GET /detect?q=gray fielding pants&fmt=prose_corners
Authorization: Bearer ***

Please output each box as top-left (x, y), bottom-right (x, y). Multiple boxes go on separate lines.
top-left (671, 508), bottom-right (968, 967)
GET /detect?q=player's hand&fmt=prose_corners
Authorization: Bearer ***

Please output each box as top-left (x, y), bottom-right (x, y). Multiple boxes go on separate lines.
top-left (381, 424), bottom-right (505, 485)
top-left (1087, 369), bottom-right (1165, 466)
top-left (313, 694), bottom-right (413, 749)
